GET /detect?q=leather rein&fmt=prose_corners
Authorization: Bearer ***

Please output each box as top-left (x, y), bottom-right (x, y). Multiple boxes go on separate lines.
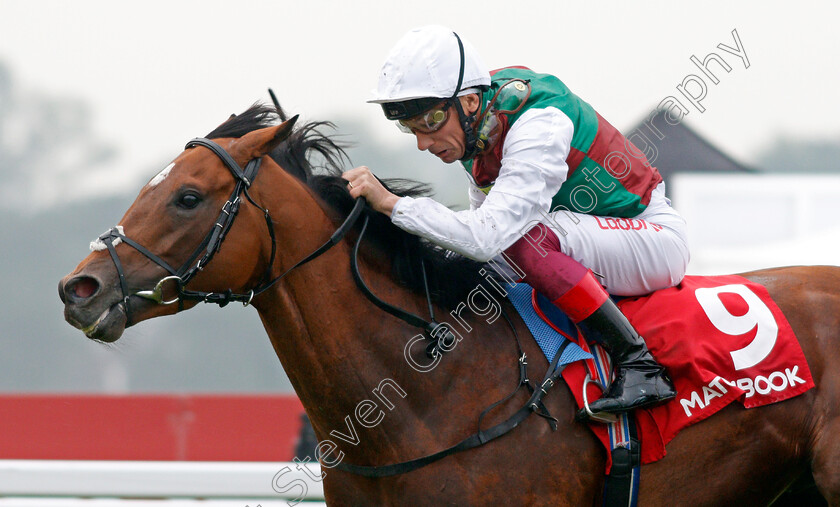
top-left (98, 136), bottom-right (568, 478)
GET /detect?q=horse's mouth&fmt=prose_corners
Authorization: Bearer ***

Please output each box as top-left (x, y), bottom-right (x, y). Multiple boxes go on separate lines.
top-left (67, 300), bottom-right (128, 343)
top-left (61, 267), bottom-right (172, 343)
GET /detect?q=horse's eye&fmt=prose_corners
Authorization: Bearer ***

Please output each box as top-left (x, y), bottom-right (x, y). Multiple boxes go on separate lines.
top-left (177, 192), bottom-right (202, 209)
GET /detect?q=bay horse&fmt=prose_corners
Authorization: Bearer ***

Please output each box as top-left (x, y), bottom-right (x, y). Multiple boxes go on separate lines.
top-left (59, 104), bottom-right (840, 505)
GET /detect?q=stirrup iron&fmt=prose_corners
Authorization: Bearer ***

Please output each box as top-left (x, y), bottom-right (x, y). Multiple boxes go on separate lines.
top-left (581, 373), bottom-right (618, 424)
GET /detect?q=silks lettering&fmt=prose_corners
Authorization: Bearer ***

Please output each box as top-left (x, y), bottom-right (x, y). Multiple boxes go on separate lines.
top-left (679, 367), bottom-right (807, 417)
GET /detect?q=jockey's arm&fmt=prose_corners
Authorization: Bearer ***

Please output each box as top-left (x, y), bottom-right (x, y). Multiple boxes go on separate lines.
top-left (390, 107), bottom-right (574, 262)
top-left (467, 184), bottom-right (487, 211)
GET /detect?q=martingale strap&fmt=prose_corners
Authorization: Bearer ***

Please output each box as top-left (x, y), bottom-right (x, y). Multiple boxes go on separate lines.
top-left (332, 340), bottom-right (570, 478)
top-left (350, 216), bottom-right (454, 350)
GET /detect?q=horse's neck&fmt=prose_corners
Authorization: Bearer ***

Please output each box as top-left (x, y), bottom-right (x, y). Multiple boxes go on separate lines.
top-left (253, 235), bottom-right (527, 463)
top-left (253, 244), bottom-right (409, 432)
top-left (254, 230), bottom-right (408, 376)
top-left (246, 175), bottom-right (538, 462)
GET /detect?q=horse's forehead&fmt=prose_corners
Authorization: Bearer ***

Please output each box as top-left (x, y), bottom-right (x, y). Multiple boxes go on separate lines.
top-left (147, 162), bottom-right (175, 188)
top-left (144, 145), bottom-right (234, 190)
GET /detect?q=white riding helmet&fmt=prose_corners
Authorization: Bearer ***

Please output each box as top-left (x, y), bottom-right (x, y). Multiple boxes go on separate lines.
top-left (368, 25), bottom-right (491, 109)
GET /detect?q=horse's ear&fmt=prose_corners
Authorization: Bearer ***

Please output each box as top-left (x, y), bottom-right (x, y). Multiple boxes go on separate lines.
top-left (229, 115), bottom-right (299, 162)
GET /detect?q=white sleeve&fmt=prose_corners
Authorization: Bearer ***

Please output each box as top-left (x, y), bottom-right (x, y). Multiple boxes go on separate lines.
top-left (467, 184), bottom-right (487, 211)
top-left (390, 107), bottom-right (574, 262)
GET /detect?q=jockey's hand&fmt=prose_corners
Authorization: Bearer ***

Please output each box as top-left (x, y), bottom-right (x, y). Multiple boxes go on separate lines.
top-left (343, 166), bottom-right (400, 217)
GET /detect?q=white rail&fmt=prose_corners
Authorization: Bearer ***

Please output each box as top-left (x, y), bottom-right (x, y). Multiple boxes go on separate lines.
top-left (0, 460), bottom-right (325, 506)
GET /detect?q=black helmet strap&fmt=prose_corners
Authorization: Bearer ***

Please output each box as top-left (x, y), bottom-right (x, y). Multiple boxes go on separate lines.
top-left (450, 32), bottom-right (481, 161)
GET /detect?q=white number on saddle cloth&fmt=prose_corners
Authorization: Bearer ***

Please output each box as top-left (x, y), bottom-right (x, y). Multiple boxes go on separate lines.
top-left (695, 284), bottom-right (778, 371)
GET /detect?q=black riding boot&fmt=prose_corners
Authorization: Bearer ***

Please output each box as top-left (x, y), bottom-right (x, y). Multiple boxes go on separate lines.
top-left (575, 298), bottom-right (676, 421)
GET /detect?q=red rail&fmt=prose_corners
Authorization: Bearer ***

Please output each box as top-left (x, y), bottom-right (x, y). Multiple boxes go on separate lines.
top-left (0, 395), bottom-right (305, 461)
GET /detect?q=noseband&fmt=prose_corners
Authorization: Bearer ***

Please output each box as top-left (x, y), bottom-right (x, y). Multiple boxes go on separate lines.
top-left (96, 137), bottom-right (365, 324)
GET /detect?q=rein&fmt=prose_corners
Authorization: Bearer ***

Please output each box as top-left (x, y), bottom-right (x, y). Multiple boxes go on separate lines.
top-left (100, 135), bottom-right (568, 478)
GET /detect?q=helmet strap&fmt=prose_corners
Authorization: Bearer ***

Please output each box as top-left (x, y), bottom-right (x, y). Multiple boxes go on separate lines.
top-left (450, 32), bottom-right (481, 161)
top-left (451, 97), bottom-right (480, 161)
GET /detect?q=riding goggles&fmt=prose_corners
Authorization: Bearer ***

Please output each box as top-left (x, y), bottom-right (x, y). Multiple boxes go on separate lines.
top-left (395, 101), bottom-right (452, 134)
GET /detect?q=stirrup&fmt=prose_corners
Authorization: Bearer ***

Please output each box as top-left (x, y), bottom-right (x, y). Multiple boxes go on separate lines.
top-left (581, 373), bottom-right (618, 424)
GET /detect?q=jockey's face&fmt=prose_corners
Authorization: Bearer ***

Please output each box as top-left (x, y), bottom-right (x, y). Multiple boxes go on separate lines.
top-left (413, 94), bottom-right (480, 164)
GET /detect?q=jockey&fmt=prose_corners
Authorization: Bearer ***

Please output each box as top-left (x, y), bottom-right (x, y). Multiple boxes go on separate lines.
top-left (343, 25), bottom-right (689, 420)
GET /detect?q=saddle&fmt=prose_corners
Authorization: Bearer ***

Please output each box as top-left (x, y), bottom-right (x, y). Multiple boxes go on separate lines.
top-left (507, 274), bottom-right (814, 467)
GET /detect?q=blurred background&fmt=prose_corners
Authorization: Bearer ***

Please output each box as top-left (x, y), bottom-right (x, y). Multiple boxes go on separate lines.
top-left (1, 0), bottom-right (838, 395)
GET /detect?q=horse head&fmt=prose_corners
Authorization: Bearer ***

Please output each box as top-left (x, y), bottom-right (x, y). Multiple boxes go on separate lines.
top-left (59, 111), bottom-right (299, 342)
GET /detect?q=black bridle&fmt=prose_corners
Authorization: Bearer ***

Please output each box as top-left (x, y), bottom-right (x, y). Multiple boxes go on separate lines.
top-left (96, 135), bottom-right (365, 324)
top-left (97, 134), bottom-right (568, 478)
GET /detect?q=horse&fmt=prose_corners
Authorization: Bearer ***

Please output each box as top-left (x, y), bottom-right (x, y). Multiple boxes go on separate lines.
top-left (59, 104), bottom-right (840, 506)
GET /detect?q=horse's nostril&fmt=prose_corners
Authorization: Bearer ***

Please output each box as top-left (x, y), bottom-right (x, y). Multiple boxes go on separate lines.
top-left (66, 276), bottom-right (100, 301)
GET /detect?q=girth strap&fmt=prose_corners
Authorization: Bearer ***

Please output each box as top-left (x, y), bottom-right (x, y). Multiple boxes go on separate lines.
top-left (602, 415), bottom-right (641, 507)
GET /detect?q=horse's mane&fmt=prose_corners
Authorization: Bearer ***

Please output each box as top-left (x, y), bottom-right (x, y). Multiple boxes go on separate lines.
top-left (206, 104), bottom-right (489, 310)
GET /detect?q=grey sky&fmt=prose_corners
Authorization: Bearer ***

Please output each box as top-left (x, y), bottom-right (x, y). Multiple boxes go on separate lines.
top-left (1, 0), bottom-right (838, 200)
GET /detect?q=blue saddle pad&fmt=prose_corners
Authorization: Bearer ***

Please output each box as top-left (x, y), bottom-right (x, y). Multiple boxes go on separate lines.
top-left (505, 282), bottom-right (591, 366)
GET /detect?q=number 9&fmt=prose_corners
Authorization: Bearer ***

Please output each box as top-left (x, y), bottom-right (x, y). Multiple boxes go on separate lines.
top-left (695, 284), bottom-right (779, 371)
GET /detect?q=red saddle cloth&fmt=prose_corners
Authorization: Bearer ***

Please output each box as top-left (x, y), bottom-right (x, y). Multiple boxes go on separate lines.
top-left (557, 274), bottom-right (815, 466)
